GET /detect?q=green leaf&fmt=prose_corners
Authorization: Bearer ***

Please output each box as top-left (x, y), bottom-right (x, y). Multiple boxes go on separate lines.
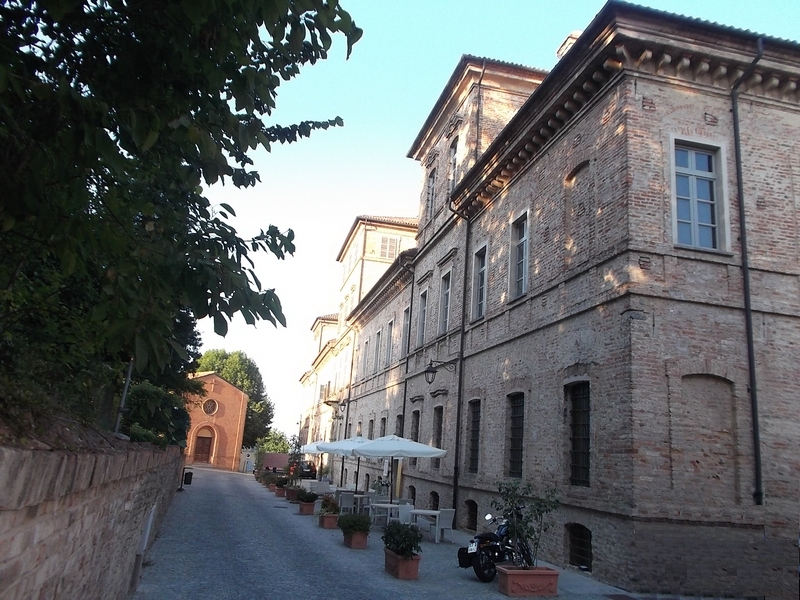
top-left (141, 130), bottom-right (159, 152)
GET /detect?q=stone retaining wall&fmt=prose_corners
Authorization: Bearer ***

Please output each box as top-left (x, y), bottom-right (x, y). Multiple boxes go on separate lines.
top-left (0, 443), bottom-right (183, 600)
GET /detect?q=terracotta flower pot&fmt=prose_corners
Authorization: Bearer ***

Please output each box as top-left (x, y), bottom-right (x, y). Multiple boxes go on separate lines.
top-left (383, 548), bottom-right (421, 580)
top-left (343, 531), bottom-right (368, 549)
top-left (298, 501), bottom-right (315, 515)
top-left (497, 565), bottom-right (559, 597)
top-left (286, 487), bottom-right (299, 502)
top-left (268, 483), bottom-right (277, 492)
top-left (275, 487), bottom-right (286, 497)
top-left (319, 513), bottom-right (339, 529)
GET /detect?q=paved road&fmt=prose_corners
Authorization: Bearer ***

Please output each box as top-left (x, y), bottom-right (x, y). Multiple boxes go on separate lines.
top-left (131, 466), bottom-right (645, 600)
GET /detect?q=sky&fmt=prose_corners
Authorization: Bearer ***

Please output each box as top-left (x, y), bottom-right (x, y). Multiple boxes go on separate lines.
top-left (197, 0), bottom-right (800, 437)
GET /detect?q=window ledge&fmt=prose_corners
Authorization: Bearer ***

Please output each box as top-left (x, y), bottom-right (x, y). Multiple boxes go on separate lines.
top-left (673, 244), bottom-right (734, 258)
top-left (507, 293), bottom-right (528, 307)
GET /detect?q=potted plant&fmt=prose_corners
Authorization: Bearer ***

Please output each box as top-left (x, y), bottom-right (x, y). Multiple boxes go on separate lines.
top-left (381, 521), bottom-right (423, 580)
top-left (296, 489), bottom-right (318, 515)
top-left (285, 485), bottom-right (302, 503)
top-left (317, 494), bottom-right (340, 529)
top-left (337, 513), bottom-right (371, 549)
top-left (491, 481), bottom-right (560, 597)
top-left (275, 476), bottom-right (288, 497)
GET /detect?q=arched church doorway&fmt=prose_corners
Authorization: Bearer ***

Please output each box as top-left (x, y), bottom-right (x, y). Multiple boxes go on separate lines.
top-left (194, 427), bottom-right (214, 463)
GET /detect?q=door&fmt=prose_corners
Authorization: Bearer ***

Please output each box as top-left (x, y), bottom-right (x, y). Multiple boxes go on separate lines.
top-left (195, 436), bottom-right (212, 463)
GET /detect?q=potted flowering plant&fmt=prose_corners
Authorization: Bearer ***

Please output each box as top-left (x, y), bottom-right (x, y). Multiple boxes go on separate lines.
top-left (317, 494), bottom-right (340, 529)
top-left (381, 521), bottom-right (423, 580)
top-left (274, 476), bottom-right (288, 497)
top-left (491, 480), bottom-right (560, 597)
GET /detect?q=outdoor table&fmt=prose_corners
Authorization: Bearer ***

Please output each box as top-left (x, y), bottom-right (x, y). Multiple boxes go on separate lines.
top-left (410, 509), bottom-right (443, 543)
top-left (353, 494), bottom-right (371, 514)
top-left (369, 502), bottom-right (399, 525)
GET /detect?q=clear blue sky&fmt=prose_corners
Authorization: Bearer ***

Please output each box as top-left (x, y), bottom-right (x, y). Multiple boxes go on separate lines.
top-left (198, 0), bottom-right (800, 437)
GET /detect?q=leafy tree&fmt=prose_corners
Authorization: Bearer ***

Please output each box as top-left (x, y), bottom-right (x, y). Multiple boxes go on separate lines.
top-left (121, 382), bottom-right (190, 448)
top-left (197, 349), bottom-right (273, 446)
top-left (258, 430), bottom-right (291, 453)
top-left (0, 1), bottom-right (362, 425)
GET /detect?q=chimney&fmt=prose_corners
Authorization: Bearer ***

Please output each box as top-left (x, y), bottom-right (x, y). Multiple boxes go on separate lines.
top-left (557, 30), bottom-right (583, 59)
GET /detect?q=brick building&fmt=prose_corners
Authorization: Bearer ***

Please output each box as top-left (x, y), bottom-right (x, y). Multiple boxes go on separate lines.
top-left (300, 2), bottom-right (799, 597)
top-left (185, 372), bottom-right (248, 471)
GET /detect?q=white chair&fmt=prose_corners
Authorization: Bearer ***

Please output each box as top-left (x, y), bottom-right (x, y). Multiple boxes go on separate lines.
top-left (338, 492), bottom-right (354, 515)
top-left (387, 503), bottom-right (414, 525)
top-left (397, 498), bottom-right (413, 505)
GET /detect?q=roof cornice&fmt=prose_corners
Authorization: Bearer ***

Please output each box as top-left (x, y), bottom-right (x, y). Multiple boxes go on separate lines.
top-left (451, 1), bottom-right (800, 219)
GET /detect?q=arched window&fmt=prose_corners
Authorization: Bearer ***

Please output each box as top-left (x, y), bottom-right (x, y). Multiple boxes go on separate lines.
top-left (566, 523), bottom-right (592, 571)
top-left (430, 491), bottom-right (439, 510)
top-left (407, 485), bottom-right (416, 505)
top-left (465, 499), bottom-right (478, 531)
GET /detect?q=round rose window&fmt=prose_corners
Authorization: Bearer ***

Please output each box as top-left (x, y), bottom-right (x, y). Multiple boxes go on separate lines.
top-left (202, 399), bottom-right (218, 415)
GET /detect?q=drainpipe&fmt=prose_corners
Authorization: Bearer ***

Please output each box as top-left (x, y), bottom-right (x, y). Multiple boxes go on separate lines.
top-left (399, 253), bottom-right (416, 437)
top-left (474, 61), bottom-right (487, 163)
top-left (731, 37), bottom-right (764, 506)
top-left (447, 180), bottom-right (474, 521)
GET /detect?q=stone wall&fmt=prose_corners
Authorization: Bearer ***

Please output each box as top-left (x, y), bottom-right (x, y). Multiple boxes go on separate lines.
top-left (0, 444), bottom-right (183, 600)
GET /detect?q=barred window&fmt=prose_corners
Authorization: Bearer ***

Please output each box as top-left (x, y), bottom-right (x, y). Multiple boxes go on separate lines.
top-left (468, 400), bottom-right (481, 473)
top-left (508, 393), bottom-right (524, 478)
top-left (568, 382), bottom-right (590, 486)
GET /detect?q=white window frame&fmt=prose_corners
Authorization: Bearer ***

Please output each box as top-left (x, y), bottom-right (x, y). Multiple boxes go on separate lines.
top-left (401, 306), bottom-right (411, 357)
top-left (385, 320), bottom-right (394, 366)
top-left (510, 212), bottom-right (529, 299)
top-left (448, 137), bottom-right (458, 194)
top-left (438, 271), bottom-right (451, 334)
top-left (373, 329), bottom-right (381, 373)
top-left (426, 168), bottom-right (437, 218)
top-left (380, 236), bottom-right (400, 260)
top-left (417, 289), bottom-right (428, 347)
top-left (472, 244), bottom-right (487, 320)
top-left (669, 135), bottom-right (730, 252)
top-left (362, 339), bottom-right (369, 378)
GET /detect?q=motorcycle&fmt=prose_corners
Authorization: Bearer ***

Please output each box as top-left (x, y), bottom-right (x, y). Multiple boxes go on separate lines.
top-left (457, 510), bottom-right (534, 582)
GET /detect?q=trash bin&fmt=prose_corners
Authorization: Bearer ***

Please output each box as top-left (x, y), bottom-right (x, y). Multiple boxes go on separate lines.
top-left (183, 471), bottom-right (193, 485)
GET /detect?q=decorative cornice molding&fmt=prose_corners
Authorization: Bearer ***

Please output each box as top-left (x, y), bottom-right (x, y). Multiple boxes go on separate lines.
top-left (430, 388), bottom-right (449, 398)
top-left (424, 150), bottom-right (439, 168)
top-left (436, 247), bottom-right (458, 268)
top-left (445, 113), bottom-right (464, 138)
top-left (409, 395), bottom-right (425, 403)
top-left (452, 30), bottom-right (800, 220)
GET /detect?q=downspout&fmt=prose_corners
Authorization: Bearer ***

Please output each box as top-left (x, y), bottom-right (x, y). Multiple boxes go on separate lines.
top-left (474, 61), bottom-right (487, 163)
top-left (397, 254), bottom-right (415, 500)
top-left (731, 38), bottom-right (764, 506)
top-left (399, 253), bottom-right (416, 436)
top-left (340, 330), bottom-right (356, 486)
top-left (447, 190), bottom-right (473, 520)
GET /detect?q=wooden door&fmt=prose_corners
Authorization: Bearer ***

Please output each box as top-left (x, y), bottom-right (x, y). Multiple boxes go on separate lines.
top-left (195, 436), bottom-right (212, 463)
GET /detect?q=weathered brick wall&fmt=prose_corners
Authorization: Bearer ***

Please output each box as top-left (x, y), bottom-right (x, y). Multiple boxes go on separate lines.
top-left (0, 444), bottom-right (183, 600)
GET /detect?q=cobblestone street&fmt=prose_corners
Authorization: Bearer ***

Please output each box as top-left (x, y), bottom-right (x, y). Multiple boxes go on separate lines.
top-left (132, 466), bottom-right (638, 600)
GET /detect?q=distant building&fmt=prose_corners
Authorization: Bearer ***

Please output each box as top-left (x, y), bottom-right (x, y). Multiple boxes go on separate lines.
top-left (300, 2), bottom-right (800, 597)
top-left (185, 372), bottom-right (248, 471)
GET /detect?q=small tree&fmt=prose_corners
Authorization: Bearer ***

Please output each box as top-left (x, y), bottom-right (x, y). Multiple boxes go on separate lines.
top-left (491, 481), bottom-right (559, 568)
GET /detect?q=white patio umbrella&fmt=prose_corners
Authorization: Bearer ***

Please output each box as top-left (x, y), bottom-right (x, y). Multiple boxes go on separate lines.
top-left (317, 436), bottom-right (369, 492)
top-left (300, 440), bottom-right (326, 454)
top-left (352, 435), bottom-right (446, 501)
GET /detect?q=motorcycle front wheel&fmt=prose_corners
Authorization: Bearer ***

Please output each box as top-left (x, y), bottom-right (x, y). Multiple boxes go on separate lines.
top-left (472, 547), bottom-right (497, 582)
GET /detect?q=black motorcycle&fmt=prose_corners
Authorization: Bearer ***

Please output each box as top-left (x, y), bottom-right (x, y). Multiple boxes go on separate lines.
top-left (457, 510), bottom-right (534, 582)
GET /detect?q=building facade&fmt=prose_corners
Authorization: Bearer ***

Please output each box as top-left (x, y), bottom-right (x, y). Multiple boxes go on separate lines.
top-left (300, 3), bottom-right (800, 597)
top-left (185, 372), bottom-right (248, 471)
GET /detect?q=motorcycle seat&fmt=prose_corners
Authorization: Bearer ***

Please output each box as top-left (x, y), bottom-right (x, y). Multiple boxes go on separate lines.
top-left (475, 531), bottom-right (501, 543)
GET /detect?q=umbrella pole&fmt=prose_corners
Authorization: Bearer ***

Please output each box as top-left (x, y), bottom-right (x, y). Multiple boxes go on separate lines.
top-left (389, 457), bottom-right (394, 503)
top-left (355, 457), bottom-right (360, 493)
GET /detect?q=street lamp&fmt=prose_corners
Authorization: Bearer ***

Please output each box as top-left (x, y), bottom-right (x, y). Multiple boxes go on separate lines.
top-left (423, 360), bottom-right (456, 385)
